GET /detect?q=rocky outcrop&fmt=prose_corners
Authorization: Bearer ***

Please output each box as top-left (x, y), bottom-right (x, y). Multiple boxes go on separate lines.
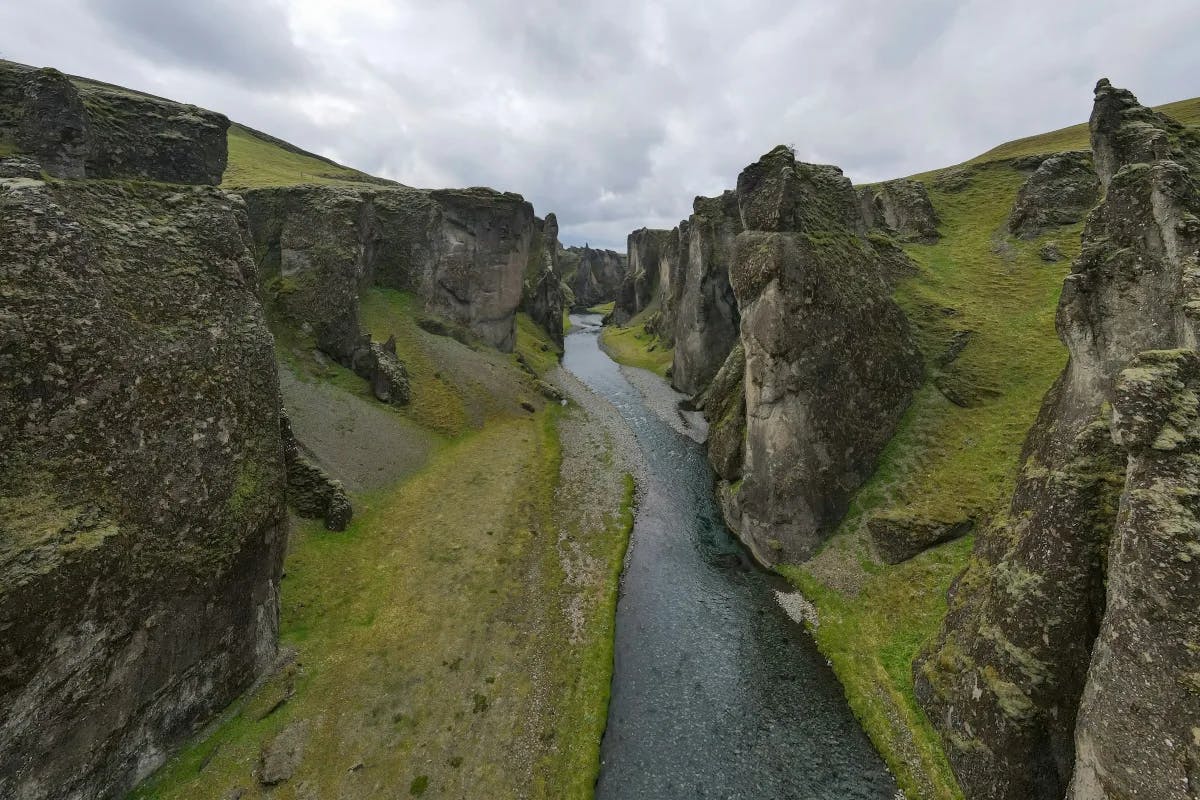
top-left (280, 411), bottom-right (352, 531)
top-left (695, 342), bottom-right (746, 482)
top-left (614, 227), bottom-right (674, 324)
top-left (1008, 151), bottom-right (1100, 238)
top-left (916, 80), bottom-right (1200, 800)
top-left (245, 184), bottom-right (541, 370)
top-left (721, 146), bottom-right (923, 564)
top-left (672, 192), bottom-right (742, 395)
top-left (859, 178), bottom-right (940, 243)
top-left (0, 60), bottom-right (228, 184)
top-left (521, 212), bottom-right (566, 349)
top-left (561, 244), bottom-right (626, 308)
top-left (867, 513), bottom-right (973, 565)
top-left (0, 169), bottom-right (287, 799)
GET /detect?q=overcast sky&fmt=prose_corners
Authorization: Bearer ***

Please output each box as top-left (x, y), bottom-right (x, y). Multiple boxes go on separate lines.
top-left (2, 1), bottom-right (1196, 249)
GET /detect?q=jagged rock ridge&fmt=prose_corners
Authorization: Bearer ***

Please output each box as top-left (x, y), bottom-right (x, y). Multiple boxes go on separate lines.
top-left (917, 79), bottom-right (1200, 800)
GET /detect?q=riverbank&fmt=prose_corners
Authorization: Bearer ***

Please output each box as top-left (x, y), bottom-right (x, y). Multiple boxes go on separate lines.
top-left (133, 300), bottom-right (634, 799)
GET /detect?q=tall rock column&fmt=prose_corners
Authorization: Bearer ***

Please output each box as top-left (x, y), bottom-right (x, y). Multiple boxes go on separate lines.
top-left (723, 145), bottom-right (922, 565)
top-left (522, 211), bottom-right (566, 349)
top-left (672, 191), bottom-right (742, 395)
top-left (916, 80), bottom-right (1200, 800)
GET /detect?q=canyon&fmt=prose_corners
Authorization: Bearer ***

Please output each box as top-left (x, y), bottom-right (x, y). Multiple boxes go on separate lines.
top-left (2, 54), bottom-right (1199, 800)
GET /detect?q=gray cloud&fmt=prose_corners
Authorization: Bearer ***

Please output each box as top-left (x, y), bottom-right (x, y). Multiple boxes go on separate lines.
top-left (87, 0), bottom-right (315, 87)
top-left (1, 0), bottom-right (1197, 249)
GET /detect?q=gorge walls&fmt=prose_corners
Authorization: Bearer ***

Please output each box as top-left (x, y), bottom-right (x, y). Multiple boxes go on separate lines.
top-left (0, 144), bottom-right (287, 799)
top-left (916, 80), bottom-right (1200, 800)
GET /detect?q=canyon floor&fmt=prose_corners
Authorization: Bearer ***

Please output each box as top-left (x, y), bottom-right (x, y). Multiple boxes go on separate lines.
top-left (132, 297), bottom-right (635, 800)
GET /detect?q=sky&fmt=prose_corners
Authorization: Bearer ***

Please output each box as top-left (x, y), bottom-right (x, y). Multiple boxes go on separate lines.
top-left (1, 1), bottom-right (1196, 250)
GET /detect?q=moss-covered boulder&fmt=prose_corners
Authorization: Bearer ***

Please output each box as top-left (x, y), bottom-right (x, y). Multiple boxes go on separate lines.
top-left (1007, 151), bottom-right (1099, 238)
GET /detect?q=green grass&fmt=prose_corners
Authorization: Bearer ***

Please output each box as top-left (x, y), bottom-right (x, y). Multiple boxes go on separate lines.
top-left (598, 308), bottom-right (672, 378)
top-left (134, 399), bottom-right (632, 800)
top-left (966, 96), bottom-right (1200, 165)
top-left (585, 302), bottom-right (614, 315)
top-left (785, 160), bottom-right (1078, 799)
top-left (222, 125), bottom-right (381, 188)
top-left (515, 311), bottom-right (563, 376)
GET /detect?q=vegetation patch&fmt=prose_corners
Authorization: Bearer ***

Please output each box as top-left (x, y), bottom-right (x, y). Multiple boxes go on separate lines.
top-left (222, 125), bottom-right (382, 189)
top-left (599, 308), bottom-right (673, 378)
top-left (134, 392), bottom-right (630, 799)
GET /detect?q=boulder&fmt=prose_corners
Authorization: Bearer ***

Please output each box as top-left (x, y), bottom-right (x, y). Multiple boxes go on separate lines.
top-left (859, 178), bottom-right (941, 243)
top-left (867, 512), bottom-right (973, 564)
top-left (1007, 151), bottom-right (1099, 238)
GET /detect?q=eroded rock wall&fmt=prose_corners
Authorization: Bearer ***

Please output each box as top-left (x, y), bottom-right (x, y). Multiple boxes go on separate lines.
top-left (562, 244), bottom-right (626, 308)
top-left (0, 173), bottom-right (287, 800)
top-left (916, 79), bottom-right (1200, 800)
top-left (722, 146), bottom-right (923, 564)
top-left (672, 191), bottom-right (742, 395)
top-left (243, 184), bottom-right (541, 356)
top-left (521, 212), bottom-right (566, 350)
top-left (0, 59), bottom-right (228, 184)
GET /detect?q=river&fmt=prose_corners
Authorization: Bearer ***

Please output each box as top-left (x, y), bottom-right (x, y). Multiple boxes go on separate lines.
top-left (562, 313), bottom-right (897, 800)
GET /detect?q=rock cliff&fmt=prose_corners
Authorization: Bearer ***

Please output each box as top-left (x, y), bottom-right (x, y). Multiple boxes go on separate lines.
top-left (0, 171), bottom-right (287, 799)
top-left (521, 212), bottom-right (566, 350)
top-left (916, 80), bottom-right (1200, 800)
top-left (721, 146), bottom-right (923, 564)
top-left (614, 227), bottom-right (675, 325)
top-left (0, 60), bottom-right (228, 184)
top-left (243, 183), bottom-right (546, 361)
top-left (671, 191), bottom-right (743, 395)
top-left (560, 244), bottom-right (626, 308)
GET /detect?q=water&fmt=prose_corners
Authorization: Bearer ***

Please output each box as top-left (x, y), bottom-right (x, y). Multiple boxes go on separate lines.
top-left (563, 314), bottom-right (897, 800)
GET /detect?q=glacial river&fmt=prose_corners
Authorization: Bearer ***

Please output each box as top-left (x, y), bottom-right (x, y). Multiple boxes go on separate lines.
top-left (563, 313), bottom-right (896, 800)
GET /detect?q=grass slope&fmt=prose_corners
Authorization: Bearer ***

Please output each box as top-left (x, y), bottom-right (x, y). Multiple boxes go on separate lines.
top-left (598, 306), bottom-right (673, 378)
top-left (222, 125), bottom-right (386, 189)
top-left (967, 96), bottom-right (1200, 165)
top-left (136, 293), bottom-right (631, 799)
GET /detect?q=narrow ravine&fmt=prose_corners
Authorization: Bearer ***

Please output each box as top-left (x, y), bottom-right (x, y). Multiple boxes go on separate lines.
top-left (563, 313), bottom-right (897, 800)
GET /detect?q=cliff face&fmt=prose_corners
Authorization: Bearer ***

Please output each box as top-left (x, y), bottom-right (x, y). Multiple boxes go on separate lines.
top-left (720, 147), bottom-right (923, 564)
top-left (672, 191), bottom-right (742, 395)
top-left (561, 244), bottom-right (626, 308)
top-left (522, 212), bottom-right (566, 350)
top-left (858, 178), bottom-right (941, 243)
top-left (0, 60), bottom-right (228, 184)
top-left (0, 172), bottom-right (287, 798)
top-left (615, 227), bottom-right (675, 324)
top-left (916, 80), bottom-right (1200, 800)
top-left (243, 184), bottom-right (544, 356)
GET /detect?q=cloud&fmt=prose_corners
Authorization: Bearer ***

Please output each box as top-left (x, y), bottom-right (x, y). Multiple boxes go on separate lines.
top-left (86, 0), bottom-right (316, 87)
top-left (1, 0), bottom-right (1197, 248)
